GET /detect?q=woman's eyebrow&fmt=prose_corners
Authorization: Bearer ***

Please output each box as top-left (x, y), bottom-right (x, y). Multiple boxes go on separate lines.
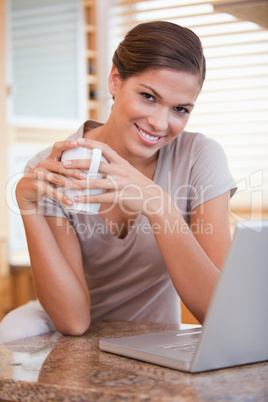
top-left (139, 84), bottom-right (195, 108)
top-left (140, 84), bottom-right (162, 99)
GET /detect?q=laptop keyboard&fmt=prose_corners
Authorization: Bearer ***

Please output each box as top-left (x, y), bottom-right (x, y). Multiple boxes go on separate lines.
top-left (159, 341), bottom-right (198, 354)
top-left (158, 331), bottom-right (201, 354)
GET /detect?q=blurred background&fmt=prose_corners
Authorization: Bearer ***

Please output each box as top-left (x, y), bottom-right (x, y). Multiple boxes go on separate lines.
top-left (0, 0), bottom-right (267, 323)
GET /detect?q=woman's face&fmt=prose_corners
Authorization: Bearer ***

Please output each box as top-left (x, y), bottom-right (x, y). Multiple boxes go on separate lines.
top-left (108, 66), bottom-right (200, 161)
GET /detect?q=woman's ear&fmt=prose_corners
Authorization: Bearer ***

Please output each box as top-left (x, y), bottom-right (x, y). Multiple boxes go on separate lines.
top-left (108, 65), bottom-right (122, 97)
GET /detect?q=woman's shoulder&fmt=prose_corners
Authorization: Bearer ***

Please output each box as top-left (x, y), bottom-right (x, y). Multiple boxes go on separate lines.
top-left (162, 130), bottom-right (220, 159)
top-left (158, 131), bottom-right (228, 180)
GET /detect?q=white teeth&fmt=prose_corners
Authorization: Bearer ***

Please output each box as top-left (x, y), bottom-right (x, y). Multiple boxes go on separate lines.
top-left (138, 126), bottom-right (160, 141)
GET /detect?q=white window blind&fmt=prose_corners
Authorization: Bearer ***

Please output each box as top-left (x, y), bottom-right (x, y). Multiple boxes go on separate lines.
top-left (108, 0), bottom-right (268, 214)
top-left (7, 0), bottom-right (86, 128)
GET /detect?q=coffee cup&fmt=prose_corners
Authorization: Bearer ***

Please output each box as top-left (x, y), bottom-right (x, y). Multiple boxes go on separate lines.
top-left (61, 145), bottom-right (106, 214)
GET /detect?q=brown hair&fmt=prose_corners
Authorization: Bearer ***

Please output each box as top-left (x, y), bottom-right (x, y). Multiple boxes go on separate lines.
top-left (112, 21), bottom-right (206, 89)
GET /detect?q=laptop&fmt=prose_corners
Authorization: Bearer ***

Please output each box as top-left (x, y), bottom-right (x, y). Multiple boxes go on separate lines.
top-left (99, 220), bottom-right (268, 372)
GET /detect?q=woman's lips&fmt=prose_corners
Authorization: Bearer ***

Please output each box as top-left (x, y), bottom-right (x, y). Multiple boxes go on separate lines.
top-left (135, 124), bottom-right (162, 145)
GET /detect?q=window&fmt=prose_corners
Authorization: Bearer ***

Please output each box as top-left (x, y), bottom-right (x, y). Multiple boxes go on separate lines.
top-left (106, 0), bottom-right (268, 219)
top-left (6, 0), bottom-right (87, 128)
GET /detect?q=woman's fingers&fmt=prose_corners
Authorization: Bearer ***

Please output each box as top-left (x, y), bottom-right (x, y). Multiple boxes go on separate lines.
top-left (72, 189), bottom-right (143, 215)
top-left (22, 168), bottom-right (73, 207)
top-left (46, 172), bottom-right (75, 190)
top-left (46, 139), bottom-right (90, 179)
top-left (71, 175), bottom-right (120, 191)
top-left (39, 159), bottom-right (88, 181)
top-left (33, 167), bottom-right (84, 205)
top-left (39, 181), bottom-right (74, 206)
top-left (73, 190), bottom-right (119, 206)
top-left (33, 168), bottom-right (65, 189)
top-left (77, 138), bottom-right (123, 164)
top-left (48, 139), bottom-right (78, 161)
top-left (62, 157), bottom-right (128, 180)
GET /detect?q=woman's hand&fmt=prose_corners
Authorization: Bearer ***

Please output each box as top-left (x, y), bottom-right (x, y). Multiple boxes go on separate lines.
top-left (64, 138), bottom-right (164, 217)
top-left (16, 140), bottom-right (87, 213)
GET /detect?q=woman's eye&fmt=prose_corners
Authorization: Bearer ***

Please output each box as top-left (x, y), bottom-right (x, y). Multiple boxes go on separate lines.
top-left (141, 92), bottom-right (155, 102)
top-left (174, 106), bottom-right (189, 115)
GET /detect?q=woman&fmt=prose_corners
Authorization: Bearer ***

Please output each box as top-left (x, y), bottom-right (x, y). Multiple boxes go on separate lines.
top-left (0, 21), bottom-right (236, 342)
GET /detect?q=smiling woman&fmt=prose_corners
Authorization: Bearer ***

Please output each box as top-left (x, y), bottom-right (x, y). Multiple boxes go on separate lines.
top-left (0, 21), bottom-right (237, 343)
top-left (101, 66), bottom-right (200, 163)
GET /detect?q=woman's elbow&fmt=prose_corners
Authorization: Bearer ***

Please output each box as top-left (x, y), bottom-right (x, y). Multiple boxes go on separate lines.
top-left (56, 315), bottom-right (91, 337)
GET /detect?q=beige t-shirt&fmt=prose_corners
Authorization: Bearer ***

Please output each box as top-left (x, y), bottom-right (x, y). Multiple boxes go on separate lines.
top-left (26, 120), bottom-right (237, 325)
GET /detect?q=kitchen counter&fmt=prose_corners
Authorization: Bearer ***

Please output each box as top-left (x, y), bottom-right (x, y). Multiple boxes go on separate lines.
top-left (0, 320), bottom-right (267, 401)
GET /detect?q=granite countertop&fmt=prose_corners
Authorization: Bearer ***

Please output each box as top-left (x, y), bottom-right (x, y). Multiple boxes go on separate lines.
top-left (0, 321), bottom-right (267, 401)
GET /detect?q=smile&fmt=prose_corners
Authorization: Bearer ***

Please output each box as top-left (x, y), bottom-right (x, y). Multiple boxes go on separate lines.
top-left (135, 125), bottom-right (160, 142)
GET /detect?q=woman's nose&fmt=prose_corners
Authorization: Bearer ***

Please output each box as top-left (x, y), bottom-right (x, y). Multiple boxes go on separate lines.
top-left (147, 107), bottom-right (169, 132)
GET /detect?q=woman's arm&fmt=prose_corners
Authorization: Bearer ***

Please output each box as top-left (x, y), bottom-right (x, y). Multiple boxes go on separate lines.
top-left (16, 140), bottom-right (91, 335)
top-left (20, 214), bottom-right (90, 335)
top-left (147, 191), bottom-right (231, 324)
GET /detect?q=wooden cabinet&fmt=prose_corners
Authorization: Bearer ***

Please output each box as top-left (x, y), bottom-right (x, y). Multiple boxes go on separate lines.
top-left (0, 239), bottom-right (12, 321)
top-left (0, 277), bottom-right (13, 321)
top-left (181, 301), bottom-right (199, 325)
top-left (10, 266), bottom-right (36, 309)
top-left (0, 267), bottom-right (36, 321)
top-left (84, 0), bottom-right (99, 121)
top-left (0, 237), bottom-right (35, 320)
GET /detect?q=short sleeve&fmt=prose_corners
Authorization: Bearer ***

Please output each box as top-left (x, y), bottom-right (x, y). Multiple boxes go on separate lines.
top-left (188, 136), bottom-right (237, 211)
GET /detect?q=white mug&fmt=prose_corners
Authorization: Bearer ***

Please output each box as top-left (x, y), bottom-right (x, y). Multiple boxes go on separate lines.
top-left (61, 145), bottom-right (107, 214)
